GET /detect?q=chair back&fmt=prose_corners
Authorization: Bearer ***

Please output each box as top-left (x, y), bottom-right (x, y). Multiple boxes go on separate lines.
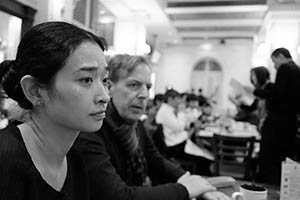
top-left (152, 124), bottom-right (168, 156)
top-left (212, 134), bottom-right (255, 180)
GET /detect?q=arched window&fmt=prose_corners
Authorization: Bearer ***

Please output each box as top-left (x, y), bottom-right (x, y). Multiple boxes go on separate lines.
top-left (191, 57), bottom-right (223, 108)
top-left (193, 57), bottom-right (222, 72)
top-left (194, 60), bottom-right (206, 71)
top-left (209, 60), bottom-right (222, 71)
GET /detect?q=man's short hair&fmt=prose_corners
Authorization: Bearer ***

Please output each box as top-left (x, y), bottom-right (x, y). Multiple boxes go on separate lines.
top-left (164, 89), bottom-right (180, 101)
top-left (186, 94), bottom-right (198, 102)
top-left (108, 54), bottom-right (150, 83)
top-left (153, 94), bottom-right (165, 105)
top-left (271, 47), bottom-right (292, 59)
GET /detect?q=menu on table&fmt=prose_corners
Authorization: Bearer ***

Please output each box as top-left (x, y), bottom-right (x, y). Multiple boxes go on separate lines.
top-left (280, 158), bottom-right (300, 200)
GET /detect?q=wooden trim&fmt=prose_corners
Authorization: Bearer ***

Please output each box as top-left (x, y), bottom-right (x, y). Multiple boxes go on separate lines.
top-left (0, 0), bottom-right (36, 36)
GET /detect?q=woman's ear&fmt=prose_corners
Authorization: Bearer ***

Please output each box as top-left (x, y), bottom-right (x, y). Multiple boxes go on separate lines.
top-left (20, 75), bottom-right (43, 107)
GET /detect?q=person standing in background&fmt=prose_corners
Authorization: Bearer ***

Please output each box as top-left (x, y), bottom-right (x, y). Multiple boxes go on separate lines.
top-left (249, 67), bottom-right (273, 130)
top-left (255, 47), bottom-right (300, 185)
top-left (0, 21), bottom-right (110, 199)
top-left (230, 66), bottom-right (272, 128)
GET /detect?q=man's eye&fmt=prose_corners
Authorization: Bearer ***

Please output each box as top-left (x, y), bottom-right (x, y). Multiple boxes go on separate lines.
top-left (146, 84), bottom-right (152, 90)
top-left (80, 77), bottom-right (93, 84)
top-left (128, 83), bottom-right (140, 90)
top-left (102, 78), bottom-right (111, 87)
top-left (102, 77), bottom-right (109, 84)
top-left (129, 83), bottom-right (137, 87)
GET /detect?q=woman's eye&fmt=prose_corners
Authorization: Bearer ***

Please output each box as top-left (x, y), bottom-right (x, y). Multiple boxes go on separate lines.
top-left (80, 77), bottom-right (93, 84)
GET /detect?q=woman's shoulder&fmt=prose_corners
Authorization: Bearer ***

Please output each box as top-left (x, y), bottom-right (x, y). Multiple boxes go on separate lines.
top-left (0, 125), bottom-right (34, 180)
top-left (0, 124), bottom-right (25, 155)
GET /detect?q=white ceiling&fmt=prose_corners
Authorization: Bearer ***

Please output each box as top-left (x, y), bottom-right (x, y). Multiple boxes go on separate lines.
top-left (99, 0), bottom-right (300, 45)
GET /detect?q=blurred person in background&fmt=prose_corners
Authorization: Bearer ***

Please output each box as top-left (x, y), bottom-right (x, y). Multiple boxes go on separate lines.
top-left (143, 93), bottom-right (165, 136)
top-left (230, 66), bottom-right (272, 128)
top-left (156, 89), bottom-right (213, 176)
top-left (255, 48), bottom-right (300, 185)
top-left (198, 88), bottom-right (208, 107)
top-left (185, 93), bottom-right (202, 129)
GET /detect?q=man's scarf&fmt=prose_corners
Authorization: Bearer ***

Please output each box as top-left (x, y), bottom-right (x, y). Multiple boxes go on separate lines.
top-left (104, 102), bottom-right (149, 186)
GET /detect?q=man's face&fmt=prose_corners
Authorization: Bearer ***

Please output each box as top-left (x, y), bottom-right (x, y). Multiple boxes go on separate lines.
top-left (111, 64), bottom-right (152, 123)
top-left (168, 96), bottom-right (181, 109)
top-left (271, 55), bottom-right (283, 70)
top-left (189, 100), bottom-right (199, 109)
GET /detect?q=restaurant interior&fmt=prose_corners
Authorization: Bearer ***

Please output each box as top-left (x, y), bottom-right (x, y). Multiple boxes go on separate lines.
top-left (0, 0), bottom-right (300, 199)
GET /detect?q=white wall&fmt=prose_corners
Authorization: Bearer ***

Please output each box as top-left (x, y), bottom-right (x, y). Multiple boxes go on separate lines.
top-left (16, 0), bottom-right (38, 9)
top-left (0, 12), bottom-right (22, 61)
top-left (17, 0), bottom-right (75, 25)
top-left (155, 39), bottom-right (254, 110)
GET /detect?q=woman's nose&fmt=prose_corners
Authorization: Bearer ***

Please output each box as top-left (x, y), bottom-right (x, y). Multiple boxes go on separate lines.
top-left (94, 85), bottom-right (110, 104)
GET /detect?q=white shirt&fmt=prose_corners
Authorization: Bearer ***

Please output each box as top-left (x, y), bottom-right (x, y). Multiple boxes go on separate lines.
top-left (184, 107), bottom-right (202, 127)
top-left (155, 103), bottom-right (188, 147)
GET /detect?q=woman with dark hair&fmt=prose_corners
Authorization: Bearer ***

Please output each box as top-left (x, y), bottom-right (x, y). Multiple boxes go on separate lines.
top-left (0, 21), bottom-right (110, 199)
top-left (249, 67), bottom-right (273, 129)
top-left (250, 66), bottom-right (270, 88)
top-left (231, 66), bottom-right (272, 127)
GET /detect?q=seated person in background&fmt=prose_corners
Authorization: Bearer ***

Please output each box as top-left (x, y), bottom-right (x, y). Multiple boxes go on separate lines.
top-left (143, 93), bottom-right (165, 136)
top-left (177, 92), bottom-right (188, 112)
top-left (156, 89), bottom-right (213, 176)
top-left (185, 93), bottom-right (202, 129)
top-left (198, 88), bottom-right (208, 107)
top-left (0, 21), bottom-right (110, 199)
top-left (153, 93), bottom-right (165, 110)
top-left (198, 102), bottom-right (216, 126)
top-left (76, 54), bottom-right (230, 200)
top-left (0, 95), bottom-right (29, 126)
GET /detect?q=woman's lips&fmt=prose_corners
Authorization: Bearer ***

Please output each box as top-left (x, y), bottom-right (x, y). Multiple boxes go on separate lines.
top-left (90, 111), bottom-right (106, 120)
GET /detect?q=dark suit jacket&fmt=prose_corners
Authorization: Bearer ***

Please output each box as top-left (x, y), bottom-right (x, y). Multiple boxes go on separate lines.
top-left (254, 61), bottom-right (300, 185)
top-left (75, 119), bottom-right (188, 200)
top-left (254, 61), bottom-right (300, 114)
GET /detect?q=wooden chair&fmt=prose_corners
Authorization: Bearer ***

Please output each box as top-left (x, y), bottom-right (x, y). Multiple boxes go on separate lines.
top-left (212, 134), bottom-right (255, 180)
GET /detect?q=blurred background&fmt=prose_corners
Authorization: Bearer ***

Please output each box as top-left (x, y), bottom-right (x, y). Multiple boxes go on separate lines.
top-left (0, 0), bottom-right (300, 113)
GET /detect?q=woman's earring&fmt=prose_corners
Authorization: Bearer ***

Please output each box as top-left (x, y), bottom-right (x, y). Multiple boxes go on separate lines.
top-left (36, 100), bottom-right (43, 107)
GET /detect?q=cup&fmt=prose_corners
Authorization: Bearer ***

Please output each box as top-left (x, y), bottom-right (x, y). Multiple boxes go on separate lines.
top-left (231, 184), bottom-right (267, 200)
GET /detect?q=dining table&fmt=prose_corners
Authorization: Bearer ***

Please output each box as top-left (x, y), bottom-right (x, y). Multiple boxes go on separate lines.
top-left (198, 178), bottom-right (280, 200)
top-left (219, 180), bottom-right (280, 200)
top-left (195, 120), bottom-right (261, 155)
top-left (197, 121), bottom-right (261, 140)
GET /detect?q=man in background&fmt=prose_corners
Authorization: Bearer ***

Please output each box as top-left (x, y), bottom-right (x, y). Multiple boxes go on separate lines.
top-left (254, 47), bottom-right (300, 185)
